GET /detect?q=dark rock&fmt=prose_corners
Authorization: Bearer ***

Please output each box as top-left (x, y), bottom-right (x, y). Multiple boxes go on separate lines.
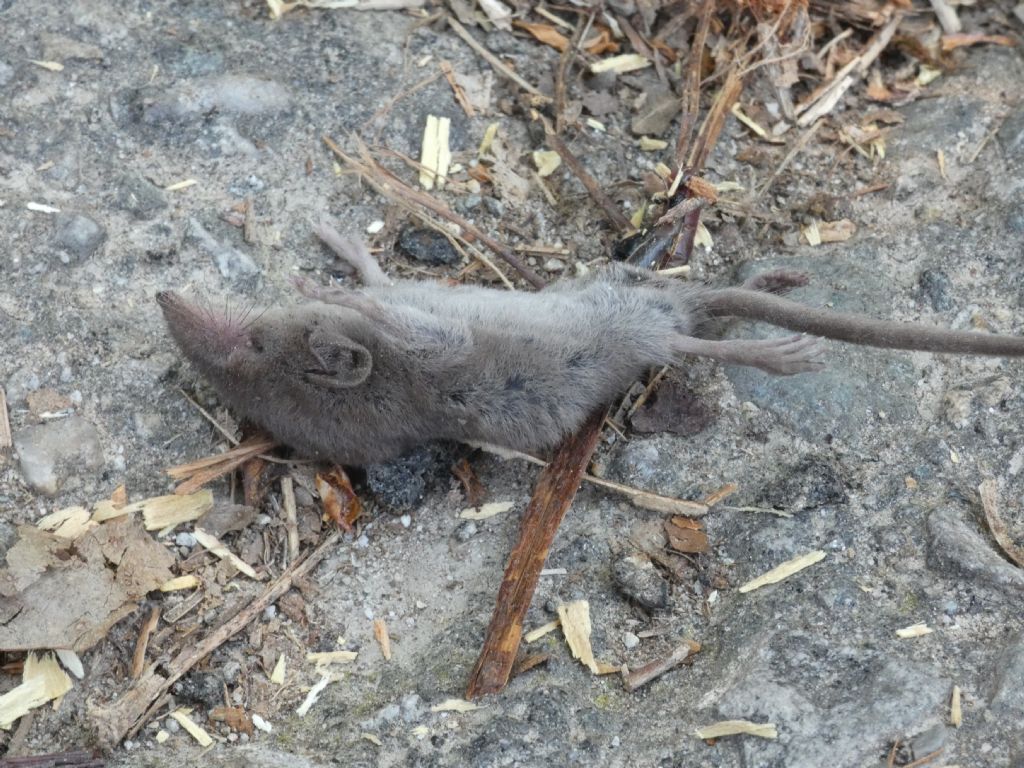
top-left (998, 106), bottom-right (1024, 166)
top-left (395, 227), bottom-right (459, 266)
top-left (54, 213), bottom-right (106, 260)
top-left (910, 723), bottom-right (946, 759)
top-left (173, 671), bottom-right (224, 709)
top-left (758, 456), bottom-right (848, 511)
top-left (112, 173), bottom-right (168, 219)
top-left (629, 378), bottom-right (716, 437)
top-left (926, 507), bottom-right (1024, 593)
top-left (611, 554), bottom-right (669, 611)
top-left (917, 269), bottom-right (955, 312)
top-left (364, 444), bottom-right (454, 513)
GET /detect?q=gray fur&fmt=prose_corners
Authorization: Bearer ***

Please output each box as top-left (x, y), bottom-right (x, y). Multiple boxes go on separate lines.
top-left (156, 227), bottom-right (1024, 465)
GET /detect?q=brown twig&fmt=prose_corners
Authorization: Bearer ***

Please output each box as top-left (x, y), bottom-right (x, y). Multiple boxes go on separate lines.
top-left (0, 751), bottom-right (103, 768)
top-left (539, 118), bottom-right (633, 232)
top-left (554, 11), bottom-right (592, 135)
top-left (166, 436), bottom-right (278, 495)
top-left (130, 607), bottom-right (160, 680)
top-left (446, 16), bottom-right (548, 101)
top-left (622, 639), bottom-right (701, 692)
top-left (675, 0), bottom-right (712, 167)
top-left (90, 531), bottom-right (341, 749)
top-left (465, 410), bottom-right (605, 699)
top-left (323, 134), bottom-right (546, 289)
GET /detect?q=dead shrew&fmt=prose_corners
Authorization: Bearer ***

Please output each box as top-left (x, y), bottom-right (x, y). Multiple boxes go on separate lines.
top-left (157, 224), bottom-right (1024, 466)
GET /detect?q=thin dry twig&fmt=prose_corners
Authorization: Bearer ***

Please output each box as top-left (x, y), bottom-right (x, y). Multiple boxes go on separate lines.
top-left (978, 479), bottom-right (1024, 568)
top-left (166, 436), bottom-right (278, 495)
top-left (447, 16), bottom-right (548, 101)
top-left (130, 607), bottom-right (160, 680)
top-left (0, 387), bottom-right (11, 458)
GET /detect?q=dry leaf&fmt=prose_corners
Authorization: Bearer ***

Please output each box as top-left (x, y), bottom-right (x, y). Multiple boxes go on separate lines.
top-left (316, 468), bottom-right (363, 531)
top-left (451, 458), bottom-right (487, 507)
top-left (209, 706), bottom-right (254, 736)
top-left (664, 518), bottom-right (709, 554)
top-left (514, 21), bottom-right (569, 52)
top-left (582, 27), bottom-right (619, 55)
top-left (557, 601), bottom-right (598, 673)
top-left (0, 519), bottom-right (174, 652)
top-left (738, 550), bottom-right (826, 593)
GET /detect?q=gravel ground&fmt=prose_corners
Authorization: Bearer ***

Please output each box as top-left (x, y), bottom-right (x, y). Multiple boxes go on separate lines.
top-left (1, 1), bottom-right (1023, 766)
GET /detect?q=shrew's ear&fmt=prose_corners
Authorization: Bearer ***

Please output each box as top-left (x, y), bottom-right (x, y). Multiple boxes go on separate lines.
top-left (304, 329), bottom-right (372, 388)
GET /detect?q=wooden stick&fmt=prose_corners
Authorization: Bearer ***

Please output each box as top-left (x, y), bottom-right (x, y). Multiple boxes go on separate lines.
top-left (465, 410), bottom-right (605, 698)
top-left (90, 532), bottom-right (341, 749)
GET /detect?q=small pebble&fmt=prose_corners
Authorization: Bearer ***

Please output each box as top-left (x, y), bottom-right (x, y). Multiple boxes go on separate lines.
top-left (622, 632), bottom-right (640, 650)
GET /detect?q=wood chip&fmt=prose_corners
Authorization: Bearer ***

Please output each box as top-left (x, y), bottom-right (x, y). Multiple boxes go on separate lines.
top-left (430, 698), bottom-right (478, 713)
top-left (623, 639), bottom-right (699, 691)
top-left (29, 59), bottom-right (64, 72)
top-left (477, 0), bottom-right (511, 31)
top-left (694, 719), bottom-right (778, 740)
top-left (738, 550), bottom-right (826, 593)
top-left (373, 619), bottom-right (392, 661)
top-left (950, 685), bottom-right (962, 727)
top-left (164, 179), bottom-right (197, 192)
top-left (459, 501), bottom-right (514, 520)
top-left (131, 607), bottom-right (160, 680)
top-left (896, 622), bottom-right (933, 638)
top-left (26, 202), bottom-right (61, 214)
top-left (306, 650), bottom-right (358, 666)
top-left (55, 649), bottom-right (84, 679)
top-left (270, 653), bottom-right (286, 685)
top-left (169, 708), bottom-right (213, 747)
top-left (281, 476), bottom-right (300, 561)
top-left (361, 732), bottom-right (382, 746)
top-left (0, 388), bottom-right (11, 458)
top-left (419, 114), bottom-right (452, 191)
top-left (978, 479), bottom-right (1024, 568)
top-left (532, 150), bottom-right (561, 178)
top-left (36, 506), bottom-right (96, 539)
top-left (664, 517), bottom-right (710, 554)
top-left (92, 489), bottom-right (213, 528)
top-left (557, 601), bottom-right (598, 673)
top-left (0, 653), bottom-right (73, 728)
top-left (590, 53), bottom-right (650, 74)
top-left (192, 527), bottom-right (261, 580)
top-left (160, 575), bottom-right (200, 592)
top-left (524, 619), bottom-right (560, 643)
top-left (295, 674), bottom-right (332, 717)
top-left (638, 136), bottom-right (668, 151)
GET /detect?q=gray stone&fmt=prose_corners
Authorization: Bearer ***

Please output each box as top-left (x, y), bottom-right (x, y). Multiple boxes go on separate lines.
top-left (926, 507), bottom-right (1024, 593)
top-left (998, 106), bottom-right (1024, 166)
top-left (631, 87), bottom-right (679, 136)
top-left (917, 268), bottom-right (955, 313)
top-left (910, 722), bottom-right (947, 758)
top-left (113, 173), bottom-right (168, 219)
top-left (54, 213), bottom-right (106, 259)
top-left (14, 416), bottom-right (104, 496)
top-left (989, 633), bottom-right (1024, 718)
top-left (142, 75), bottom-right (291, 124)
top-left (0, 60), bottom-right (13, 87)
top-left (187, 218), bottom-right (259, 280)
top-left (715, 656), bottom-right (948, 768)
top-left (611, 554), bottom-right (668, 611)
top-left (725, 249), bottom-right (917, 442)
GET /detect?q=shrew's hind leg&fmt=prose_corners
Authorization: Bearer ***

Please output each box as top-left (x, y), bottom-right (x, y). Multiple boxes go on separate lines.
top-left (673, 333), bottom-right (825, 375)
top-left (314, 222), bottom-right (392, 287)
